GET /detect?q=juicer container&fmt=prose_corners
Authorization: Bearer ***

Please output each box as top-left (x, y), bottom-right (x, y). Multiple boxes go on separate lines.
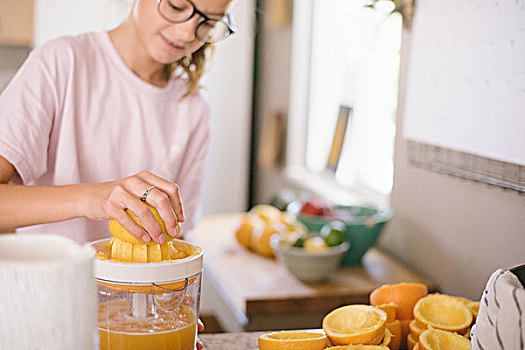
top-left (90, 238), bottom-right (203, 350)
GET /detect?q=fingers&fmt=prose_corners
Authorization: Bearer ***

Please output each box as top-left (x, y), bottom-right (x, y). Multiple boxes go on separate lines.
top-left (110, 185), bottom-right (165, 243)
top-left (105, 179), bottom-right (162, 243)
top-left (106, 202), bottom-right (151, 243)
top-left (105, 172), bottom-right (183, 242)
top-left (139, 185), bottom-right (180, 238)
top-left (126, 197), bottom-right (165, 243)
top-left (137, 171), bottom-right (185, 223)
top-left (197, 319), bottom-right (204, 349)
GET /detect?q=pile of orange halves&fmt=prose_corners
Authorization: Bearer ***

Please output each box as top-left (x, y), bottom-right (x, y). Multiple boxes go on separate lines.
top-left (259, 282), bottom-right (479, 350)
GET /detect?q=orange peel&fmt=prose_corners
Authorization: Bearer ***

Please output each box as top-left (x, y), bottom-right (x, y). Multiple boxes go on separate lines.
top-left (258, 331), bottom-right (328, 350)
top-left (323, 305), bottom-right (387, 345)
top-left (418, 328), bottom-right (471, 350)
top-left (409, 319), bottom-right (426, 339)
top-left (407, 332), bottom-right (417, 350)
top-left (413, 294), bottom-right (472, 332)
top-left (325, 346), bottom-right (389, 350)
top-left (386, 319), bottom-right (402, 350)
top-left (109, 205), bottom-right (178, 245)
top-left (380, 328), bottom-right (392, 347)
top-left (375, 302), bottom-right (398, 323)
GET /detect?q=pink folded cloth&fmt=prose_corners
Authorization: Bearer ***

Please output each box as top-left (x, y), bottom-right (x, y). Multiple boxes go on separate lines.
top-left (471, 265), bottom-right (525, 349)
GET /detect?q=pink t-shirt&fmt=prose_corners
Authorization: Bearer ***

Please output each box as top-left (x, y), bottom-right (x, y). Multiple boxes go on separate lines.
top-left (0, 32), bottom-right (210, 243)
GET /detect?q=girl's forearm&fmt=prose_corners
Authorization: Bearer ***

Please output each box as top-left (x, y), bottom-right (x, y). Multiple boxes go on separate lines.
top-left (0, 172), bottom-right (183, 244)
top-left (0, 183), bottom-right (90, 230)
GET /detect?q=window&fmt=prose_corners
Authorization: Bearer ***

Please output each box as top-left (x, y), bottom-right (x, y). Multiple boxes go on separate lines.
top-left (287, 0), bottom-right (402, 198)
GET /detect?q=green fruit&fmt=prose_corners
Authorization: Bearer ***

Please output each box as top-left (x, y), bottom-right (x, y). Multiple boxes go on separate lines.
top-left (292, 235), bottom-right (306, 248)
top-left (320, 221), bottom-right (347, 247)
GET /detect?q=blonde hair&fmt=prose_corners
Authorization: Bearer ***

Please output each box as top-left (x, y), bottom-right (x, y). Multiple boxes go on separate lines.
top-left (167, 43), bottom-right (215, 98)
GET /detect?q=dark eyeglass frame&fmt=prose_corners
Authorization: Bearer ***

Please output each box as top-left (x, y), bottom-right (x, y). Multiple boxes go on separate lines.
top-left (156, 0), bottom-right (236, 43)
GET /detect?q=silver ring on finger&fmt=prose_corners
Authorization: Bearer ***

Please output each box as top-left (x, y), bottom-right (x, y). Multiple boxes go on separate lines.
top-left (141, 185), bottom-right (156, 202)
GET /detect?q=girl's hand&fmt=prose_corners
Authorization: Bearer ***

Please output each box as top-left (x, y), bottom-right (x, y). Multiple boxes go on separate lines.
top-left (197, 318), bottom-right (205, 350)
top-left (79, 171), bottom-right (184, 243)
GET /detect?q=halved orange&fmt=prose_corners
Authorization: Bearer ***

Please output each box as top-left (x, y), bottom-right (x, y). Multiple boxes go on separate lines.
top-left (108, 237), bottom-right (187, 263)
top-left (375, 302), bottom-right (398, 323)
top-left (381, 328), bottom-right (392, 347)
top-left (453, 296), bottom-right (474, 305)
top-left (409, 319), bottom-right (426, 339)
top-left (413, 343), bottom-right (420, 350)
top-left (323, 305), bottom-right (387, 345)
top-left (406, 332), bottom-right (417, 350)
top-left (258, 331), bottom-right (328, 350)
top-left (461, 327), bottom-right (471, 339)
top-left (413, 294), bottom-right (472, 332)
top-left (400, 319), bottom-right (411, 349)
top-left (418, 328), bottom-right (471, 350)
top-left (325, 346), bottom-right (389, 350)
top-left (454, 296), bottom-right (480, 322)
top-left (109, 205), bottom-right (176, 244)
top-left (369, 283), bottom-right (428, 320)
top-left (468, 301), bottom-right (480, 320)
top-left (386, 320), bottom-right (402, 350)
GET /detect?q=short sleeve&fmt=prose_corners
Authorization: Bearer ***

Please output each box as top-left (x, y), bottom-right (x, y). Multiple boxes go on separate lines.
top-left (0, 45), bottom-right (58, 184)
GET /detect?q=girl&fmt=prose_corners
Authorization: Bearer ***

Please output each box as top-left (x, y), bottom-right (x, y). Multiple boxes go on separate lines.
top-left (0, 0), bottom-right (235, 245)
top-left (1, 1), bottom-right (236, 347)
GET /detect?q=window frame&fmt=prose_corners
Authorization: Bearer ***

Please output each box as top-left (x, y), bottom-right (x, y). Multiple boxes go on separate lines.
top-left (285, 0), bottom-right (400, 206)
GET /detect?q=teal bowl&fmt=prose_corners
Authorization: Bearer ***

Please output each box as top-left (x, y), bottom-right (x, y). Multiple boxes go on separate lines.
top-left (294, 205), bottom-right (393, 266)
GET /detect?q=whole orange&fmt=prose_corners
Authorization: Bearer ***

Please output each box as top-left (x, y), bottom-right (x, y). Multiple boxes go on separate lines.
top-left (369, 283), bottom-right (428, 320)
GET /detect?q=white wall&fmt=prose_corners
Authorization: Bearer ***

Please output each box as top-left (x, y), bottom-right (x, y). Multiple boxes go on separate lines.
top-left (379, 26), bottom-right (525, 300)
top-left (33, 0), bottom-right (130, 46)
top-left (402, 0), bottom-right (525, 166)
top-left (200, 0), bottom-right (255, 215)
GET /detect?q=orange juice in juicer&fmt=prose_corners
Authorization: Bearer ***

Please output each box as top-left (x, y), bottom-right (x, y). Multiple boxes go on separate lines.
top-left (89, 209), bottom-right (203, 350)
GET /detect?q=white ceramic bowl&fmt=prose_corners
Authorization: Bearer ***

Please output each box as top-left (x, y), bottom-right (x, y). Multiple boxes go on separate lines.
top-left (274, 241), bottom-right (349, 284)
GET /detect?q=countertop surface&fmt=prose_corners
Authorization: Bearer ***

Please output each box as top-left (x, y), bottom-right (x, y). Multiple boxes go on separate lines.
top-left (200, 329), bottom-right (327, 349)
top-left (200, 331), bottom-right (263, 350)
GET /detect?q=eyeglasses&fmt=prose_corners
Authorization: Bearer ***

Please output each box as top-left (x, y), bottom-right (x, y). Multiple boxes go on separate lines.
top-left (157, 0), bottom-right (236, 43)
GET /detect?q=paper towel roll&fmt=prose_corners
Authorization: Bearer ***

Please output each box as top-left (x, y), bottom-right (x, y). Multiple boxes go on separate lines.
top-left (0, 234), bottom-right (97, 350)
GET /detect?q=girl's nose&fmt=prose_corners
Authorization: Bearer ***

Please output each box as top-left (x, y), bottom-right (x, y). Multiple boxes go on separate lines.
top-left (173, 17), bottom-right (200, 43)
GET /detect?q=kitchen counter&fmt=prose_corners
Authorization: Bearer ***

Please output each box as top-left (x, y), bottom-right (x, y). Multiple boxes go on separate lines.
top-left (200, 329), bottom-right (325, 349)
top-left (200, 331), bottom-right (263, 350)
top-left (188, 214), bottom-right (438, 332)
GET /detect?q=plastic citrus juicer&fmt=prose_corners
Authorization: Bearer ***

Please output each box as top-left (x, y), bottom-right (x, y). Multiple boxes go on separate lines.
top-left (89, 206), bottom-right (203, 350)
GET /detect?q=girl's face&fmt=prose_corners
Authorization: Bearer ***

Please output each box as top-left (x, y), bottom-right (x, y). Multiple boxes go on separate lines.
top-left (133, 0), bottom-right (232, 64)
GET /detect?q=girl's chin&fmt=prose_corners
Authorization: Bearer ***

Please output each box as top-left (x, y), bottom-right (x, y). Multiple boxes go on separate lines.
top-left (151, 51), bottom-right (184, 65)
top-left (156, 57), bottom-right (181, 65)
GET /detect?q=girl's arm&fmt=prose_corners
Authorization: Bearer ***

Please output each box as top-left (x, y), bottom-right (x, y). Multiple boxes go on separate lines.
top-left (0, 156), bottom-right (183, 243)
